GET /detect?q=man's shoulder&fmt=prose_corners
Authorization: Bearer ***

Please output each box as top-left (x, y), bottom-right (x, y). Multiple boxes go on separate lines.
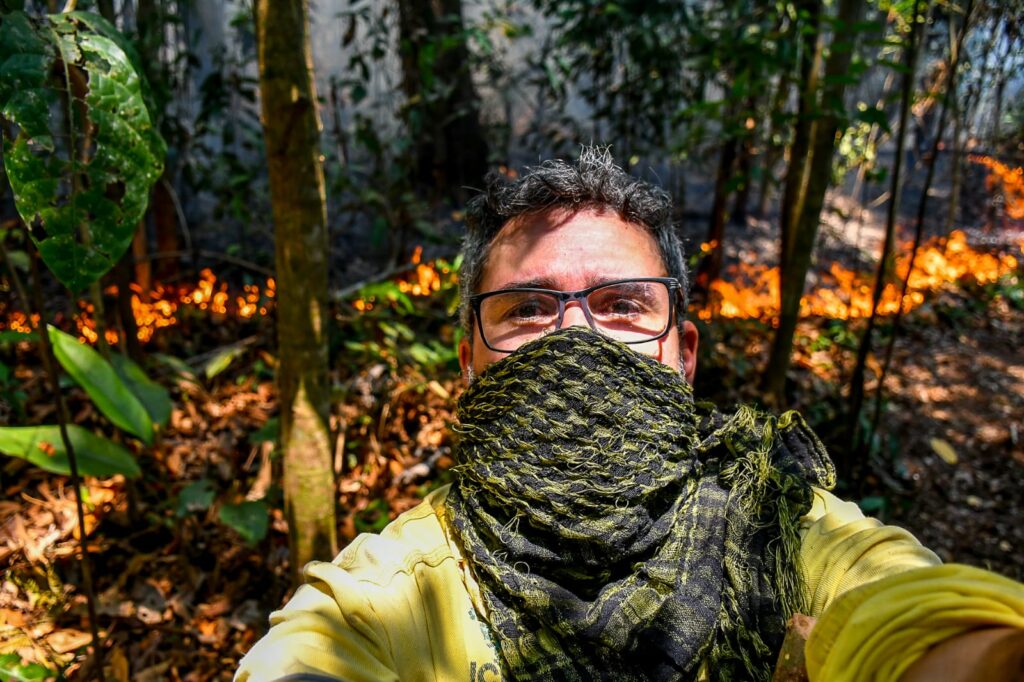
top-left (331, 484), bottom-right (456, 587)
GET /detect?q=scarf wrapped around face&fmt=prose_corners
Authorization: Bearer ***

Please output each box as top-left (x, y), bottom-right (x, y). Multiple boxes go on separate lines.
top-left (445, 327), bottom-right (835, 681)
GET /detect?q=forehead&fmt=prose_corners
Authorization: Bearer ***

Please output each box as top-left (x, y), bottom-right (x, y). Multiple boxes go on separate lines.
top-left (479, 207), bottom-right (667, 292)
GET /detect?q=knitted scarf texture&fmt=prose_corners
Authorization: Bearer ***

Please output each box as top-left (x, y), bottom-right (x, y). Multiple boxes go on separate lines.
top-left (445, 327), bottom-right (835, 681)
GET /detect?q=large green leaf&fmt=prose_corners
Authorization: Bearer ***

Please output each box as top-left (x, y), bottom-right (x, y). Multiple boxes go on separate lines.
top-left (110, 352), bottom-right (171, 427)
top-left (0, 424), bottom-right (140, 478)
top-left (219, 500), bottom-right (269, 545)
top-left (48, 325), bottom-right (153, 444)
top-left (0, 11), bottom-right (165, 292)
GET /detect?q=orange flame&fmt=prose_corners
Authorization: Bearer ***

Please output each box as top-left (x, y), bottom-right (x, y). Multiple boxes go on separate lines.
top-left (67, 268), bottom-right (276, 344)
top-left (971, 155), bottom-right (1024, 220)
top-left (699, 230), bottom-right (1022, 322)
top-left (352, 249), bottom-right (455, 312)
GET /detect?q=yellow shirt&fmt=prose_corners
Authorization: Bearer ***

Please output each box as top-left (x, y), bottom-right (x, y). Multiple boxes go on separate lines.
top-left (236, 485), bottom-right (1023, 681)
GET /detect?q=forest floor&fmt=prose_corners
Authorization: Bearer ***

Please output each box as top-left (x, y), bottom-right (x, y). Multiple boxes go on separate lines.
top-left (1, 212), bottom-right (1023, 679)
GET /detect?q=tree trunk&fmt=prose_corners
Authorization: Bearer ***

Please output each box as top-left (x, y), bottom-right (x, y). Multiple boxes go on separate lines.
top-left (96, 0), bottom-right (116, 23)
top-left (697, 135), bottom-right (739, 289)
top-left (944, 15), bottom-right (966, 235)
top-left (755, 72), bottom-right (792, 218)
top-left (985, 34), bottom-right (1013, 230)
top-left (777, 0), bottom-right (825, 280)
top-left (846, 0), bottom-right (928, 475)
top-left (731, 131), bottom-right (754, 226)
top-left (867, 0), bottom-right (974, 452)
top-left (763, 0), bottom-right (866, 407)
top-left (136, 0), bottom-right (181, 284)
top-left (397, 0), bottom-right (489, 202)
top-left (255, 0), bottom-right (338, 581)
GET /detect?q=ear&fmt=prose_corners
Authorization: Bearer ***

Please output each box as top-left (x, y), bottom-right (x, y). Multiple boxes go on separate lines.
top-left (680, 320), bottom-right (699, 384)
top-left (458, 335), bottom-right (473, 386)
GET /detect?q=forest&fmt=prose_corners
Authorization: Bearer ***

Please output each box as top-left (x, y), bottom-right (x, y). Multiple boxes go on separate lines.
top-left (0, 0), bottom-right (1022, 679)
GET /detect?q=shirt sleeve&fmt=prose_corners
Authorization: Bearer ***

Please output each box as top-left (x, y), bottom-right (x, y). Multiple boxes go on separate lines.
top-left (799, 488), bottom-right (942, 616)
top-left (234, 552), bottom-right (400, 682)
top-left (799, 489), bottom-right (1024, 681)
top-left (235, 489), bottom-right (499, 682)
top-left (805, 563), bottom-right (1024, 681)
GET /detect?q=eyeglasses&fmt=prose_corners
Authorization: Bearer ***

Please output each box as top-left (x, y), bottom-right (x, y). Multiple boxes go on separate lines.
top-left (469, 277), bottom-right (681, 353)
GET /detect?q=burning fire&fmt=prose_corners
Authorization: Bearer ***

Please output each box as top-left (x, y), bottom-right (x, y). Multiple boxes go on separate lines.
top-left (2, 229), bottom-right (1015, 344)
top-left (971, 155), bottom-right (1024, 220)
top-left (69, 269), bottom-right (276, 345)
top-left (352, 247), bottom-right (451, 312)
top-left (700, 230), bottom-right (1022, 322)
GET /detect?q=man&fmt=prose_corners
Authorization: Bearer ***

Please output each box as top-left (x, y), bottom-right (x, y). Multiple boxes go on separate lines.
top-left (237, 148), bottom-right (1024, 681)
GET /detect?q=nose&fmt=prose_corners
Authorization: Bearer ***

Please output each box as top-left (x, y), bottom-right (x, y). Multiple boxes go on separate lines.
top-left (559, 300), bottom-right (591, 330)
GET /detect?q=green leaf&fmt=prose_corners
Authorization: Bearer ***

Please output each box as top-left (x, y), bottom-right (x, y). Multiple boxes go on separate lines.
top-left (204, 345), bottom-right (245, 379)
top-left (176, 479), bottom-right (216, 517)
top-left (2, 249), bottom-right (29, 271)
top-left (0, 424), bottom-right (140, 478)
top-left (857, 496), bottom-right (887, 514)
top-left (48, 325), bottom-right (153, 444)
top-left (0, 652), bottom-right (55, 681)
top-left (219, 500), bottom-right (269, 544)
top-left (0, 330), bottom-right (35, 344)
top-left (151, 352), bottom-right (198, 382)
top-left (354, 498), bottom-right (391, 534)
top-left (249, 417), bottom-right (278, 444)
top-left (109, 353), bottom-right (171, 427)
top-left (0, 11), bottom-right (165, 292)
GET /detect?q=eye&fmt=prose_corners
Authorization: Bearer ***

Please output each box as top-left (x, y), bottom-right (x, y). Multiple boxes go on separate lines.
top-left (589, 284), bottom-right (654, 318)
top-left (507, 298), bottom-right (551, 320)
top-left (594, 296), bottom-right (643, 316)
top-left (484, 292), bottom-right (558, 325)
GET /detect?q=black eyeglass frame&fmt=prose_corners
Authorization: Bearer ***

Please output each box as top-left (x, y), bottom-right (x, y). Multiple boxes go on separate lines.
top-left (469, 276), bottom-right (683, 353)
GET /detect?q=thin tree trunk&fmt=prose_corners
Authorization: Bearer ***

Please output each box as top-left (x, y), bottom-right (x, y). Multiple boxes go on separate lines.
top-left (763, 0), bottom-right (864, 407)
top-left (698, 135), bottom-right (739, 288)
top-left (985, 34), bottom-right (1014, 229)
top-left (96, 0), bottom-right (115, 22)
top-left (255, 0), bottom-right (338, 581)
top-left (868, 0), bottom-right (974, 448)
top-left (846, 0), bottom-right (928, 474)
top-left (777, 0), bottom-right (825, 279)
top-left (731, 95), bottom-right (758, 226)
top-left (944, 16), bottom-right (966, 235)
top-left (755, 72), bottom-right (792, 218)
top-left (28, 248), bottom-right (104, 681)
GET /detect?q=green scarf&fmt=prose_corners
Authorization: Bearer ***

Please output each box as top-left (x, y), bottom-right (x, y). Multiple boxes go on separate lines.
top-left (445, 327), bottom-right (835, 681)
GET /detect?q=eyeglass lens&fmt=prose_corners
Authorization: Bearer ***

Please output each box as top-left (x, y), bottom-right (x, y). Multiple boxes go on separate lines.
top-left (479, 280), bottom-right (672, 352)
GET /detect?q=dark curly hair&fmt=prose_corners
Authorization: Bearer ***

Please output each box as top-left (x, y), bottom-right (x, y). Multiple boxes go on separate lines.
top-left (458, 146), bottom-right (689, 333)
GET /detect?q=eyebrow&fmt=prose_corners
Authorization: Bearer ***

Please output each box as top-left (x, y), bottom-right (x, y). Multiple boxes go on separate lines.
top-left (494, 274), bottom-right (620, 291)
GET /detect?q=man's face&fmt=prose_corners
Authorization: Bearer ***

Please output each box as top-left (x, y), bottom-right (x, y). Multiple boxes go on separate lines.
top-left (459, 207), bottom-right (699, 382)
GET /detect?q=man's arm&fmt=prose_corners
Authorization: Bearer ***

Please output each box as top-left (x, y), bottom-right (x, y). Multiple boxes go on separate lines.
top-left (901, 627), bottom-right (1024, 681)
top-left (797, 490), bottom-right (1024, 681)
top-left (804, 563), bottom-right (1024, 681)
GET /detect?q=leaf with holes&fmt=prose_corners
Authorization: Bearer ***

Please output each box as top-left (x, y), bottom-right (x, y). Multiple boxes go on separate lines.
top-left (49, 325), bottom-right (153, 444)
top-left (0, 424), bottom-right (140, 478)
top-left (0, 11), bottom-right (165, 292)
